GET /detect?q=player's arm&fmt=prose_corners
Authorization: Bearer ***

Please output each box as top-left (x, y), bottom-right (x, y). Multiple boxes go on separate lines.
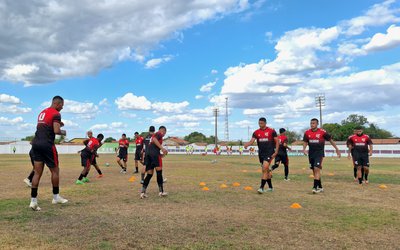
top-left (329, 139), bottom-right (341, 158)
top-left (244, 138), bottom-right (256, 149)
top-left (272, 136), bottom-right (279, 158)
top-left (152, 136), bottom-right (168, 155)
top-left (53, 122), bottom-right (66, 136)
top-left (347, 144), bottom-right (353, 159)
top-left (302, 141), bottom-right (308, 155)
top-left (368, 139), bottom-right (373, 156)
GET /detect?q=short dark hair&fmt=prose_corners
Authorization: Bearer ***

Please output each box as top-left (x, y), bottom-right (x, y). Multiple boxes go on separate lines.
top-left (149, 126), bottom-right (155, 132)
top-left (159, 126), bottom-right (166, 130)
top-left (97, 133), bottom-right (104, 140)
top-left (311, 118), bottom-right (319, 124)
top-left (52, 96), bottom-right (64, 102)
top-left (279, 128), bottom-right (286, 134)
top-left (259, 117), bottom-right (267, 123)
top-left (134, 132), bottom-right (139, 135)
top-left (354, 125), bottom-right (363, 130)
top-left (122, 133), bottom-right (126, 137)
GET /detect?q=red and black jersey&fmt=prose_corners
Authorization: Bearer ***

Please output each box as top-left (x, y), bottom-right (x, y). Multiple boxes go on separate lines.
top-left (82, 137), bottom-right (100, 156)
top-left (278, 134), bottom-right (288, 155)
top-left (32, 107), bottom-right (61, 145)
top-left (346, 135), bottom-right (356, 156)
top-left (147, 132), bottom-right (164, 156)
top-left (303, 128), bottom-right (332, 157)
top-left (347, 133), bottom-right (372, 155)
top-left (135, 136), bottom-right (144, 151)
top-left (252, 127), bottom-right (278, 156)
top-left (119, 139), bottom-right (130, 154)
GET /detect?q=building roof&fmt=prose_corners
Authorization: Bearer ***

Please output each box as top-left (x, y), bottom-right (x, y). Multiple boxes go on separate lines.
top-left (371, 138), bottom-right (400, 144)
top-left (68, 138), bottom-right (87, 144)
top-left (163, 137), bottom-right (189, 146)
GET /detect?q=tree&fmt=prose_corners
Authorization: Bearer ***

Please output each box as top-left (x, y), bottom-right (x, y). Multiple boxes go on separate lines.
top-left (184, 132), bottom-right (207, 143)
top-left (22, 135), bottom-right (35, 141)
top-left (341, 114), bottom-right (368, 126)
top-left (285, 130), bottom-right (302, 144)
top-left (104, 137), bottom-right (116, 143)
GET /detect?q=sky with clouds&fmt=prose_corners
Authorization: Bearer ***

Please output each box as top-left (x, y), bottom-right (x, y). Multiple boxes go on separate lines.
top-left (0, 0), bottom-right (399, 141)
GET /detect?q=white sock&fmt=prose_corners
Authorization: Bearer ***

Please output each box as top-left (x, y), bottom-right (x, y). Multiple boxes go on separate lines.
top-left (53, 194), bottom-right (59, 200)
top-left (31, 197), bottom-right (37, 203)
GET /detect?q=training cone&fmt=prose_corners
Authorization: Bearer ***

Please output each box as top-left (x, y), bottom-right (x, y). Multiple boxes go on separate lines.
top-left (379, 184), bottom-right (388, 189)
top-left (241, 170), bottom-right (248, 173)
top-left (244, 186), bottom-right (253, 191)
top-left (220, 184), bottom-right (228, 189)
top-left (199, 182), bottom-right (206, 186)
top-left (328, 173), bottom-right (335, 176)
top-left (309, 175), bottom-right (314, 178)
top-left (232, 182), bottom-right (241, 187)
top-left (290, 203), bottom-right (302, 209)
top-left (128, 176), bottom-right (135, 182)
top-left (202, 187), bottom-right (210, 191)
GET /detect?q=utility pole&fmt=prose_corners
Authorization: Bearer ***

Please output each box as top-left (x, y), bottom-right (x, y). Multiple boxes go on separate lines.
top-left (224, 97), bottom-right (229, 142)
top-left (213, 108), bottom-right (219, 146)
top-left (315, 94), bottom-right (326, 127)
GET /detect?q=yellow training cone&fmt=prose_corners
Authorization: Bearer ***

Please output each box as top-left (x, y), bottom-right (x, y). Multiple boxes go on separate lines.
top-left (328, 173), bottom-right (335, 176)
top-left (199, 182), bottom-right (206, 186)
top-left (290, 203), bottom-right (302, 209)
top-left (309, 175), bottom-right (314, 178)
top-left (379, 184), bottom-right (388, 189)
top-left (128, 176), bottom-right (136, 182)
top-left (202, 187), bottom-right (210, 191)
top-left (244, 186), bottom-right (253, 191)
top-left (220, 184), bottom-right (228, 189)
top-left (232, 182), bottom-right (241, 187)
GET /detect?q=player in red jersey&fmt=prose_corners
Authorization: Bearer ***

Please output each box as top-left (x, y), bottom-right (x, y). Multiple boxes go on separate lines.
top-left (134, 132), bottom-right (144, 174)
top-left (303, 118), bottom-right (341, 194)
top-left (244, 117), bottom-right (279, 194)
top-left (140, 126), bottom-right (168, 198)
top-left (347, 129), bottom-right (364, 182)
top-left (347, 126), bottom-right (373, 185)
top-left (141, 126), bottom-right (156, 183)
top-left (29, 96), bottom-right (68, 211)
top-left (76, 133), bottom-right (104, 184)
top-left (116, 133), bottom-right (130, 174)
top-left (271, 128), bottom-right (292, 181)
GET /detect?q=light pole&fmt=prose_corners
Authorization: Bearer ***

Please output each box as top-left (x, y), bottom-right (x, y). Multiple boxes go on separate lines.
top-left (315, 94), bottom-right (326, 127)
top-left (213, 108), bottom-right (219, 146)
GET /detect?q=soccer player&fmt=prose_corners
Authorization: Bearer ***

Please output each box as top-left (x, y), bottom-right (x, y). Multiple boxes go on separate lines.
top-left (347, 129), bottom-right (364, 182)
top-left (141, 126), bottom-right (156, 184)
top-left (244, 117), bottom-right (279, 194)
top-left (134, 132), bottom-right (144, 174)
top-left (116, 133), bottom-right (129, 174)
top-left (303, 118), bottom-right (341, 194)
top-left (29, 96), bottom-right (68, 211)
top-left (140, 126), bottom-right (168, 198)
top-left (84, 131), bottom-right (104, 178)
top-left (347, 126), bottom-right (373, 185)
top-left (271, 128), bottom-right (292, 181)
top-left (76, 133), bottom-right (104, 184)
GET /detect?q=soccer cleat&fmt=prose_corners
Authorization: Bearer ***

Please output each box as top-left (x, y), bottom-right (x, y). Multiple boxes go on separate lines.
top-left (312, 188), bottom-right (318, 194)
top-left (29, 201), bottom-right (41, 211)
top-left (75, 180), bottom-right (85, 185)
top-left (159, 192), bottom-right (168, 197)
top-left (364, 180), bottom-right (369, 185)
top-left (140, 180), bottom-right (144, 184)
top-left (284, 178), bottom-right (290, 181)
top-left (354, 178), bottom-right (358, 182)
top-left (317, 188), bottom-right (324, 193)
top-left (140, 193), bottom-right (148, 199)
top-left (122, 170), bottom-right (127, 174)
top-left (24, 178), bottom-right (32, 187)
top-left (52, 196), bottom-right (68, 204)
top-left (163, 178), bottom-right (167, 183)
top-left (96, 174), bottom-right (103, 178)
top-left (257, 188), bottom-right (265, 194)
top-left (82, 177), bottom-right (90, 183)
top-left (266, 188), bottom-right (274, 192)
top-left (134, 170), bottom-right (139, 174)
top-left (119, 169), bottom-right (124, 173)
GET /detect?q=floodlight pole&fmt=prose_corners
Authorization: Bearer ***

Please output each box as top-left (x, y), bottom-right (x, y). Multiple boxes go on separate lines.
top-left (315, 94), bottom-right (326, 127)
top-left (213, 108), bottom-right (219, 147)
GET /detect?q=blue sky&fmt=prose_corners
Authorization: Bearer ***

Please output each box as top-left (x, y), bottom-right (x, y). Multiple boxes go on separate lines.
top-left (1, 0), bottom-right (400, 141)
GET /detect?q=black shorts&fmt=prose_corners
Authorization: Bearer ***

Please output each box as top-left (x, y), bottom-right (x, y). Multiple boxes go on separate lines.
top-left (117, 151), bottom-right (128, 162)
top-left (309, 155), bottom-right (324, 169)
top-left (258, 154), bottom-right (273, 165)
top-left (31, 143), bottom-right (59, 168)
top-left (145, 154), bottom-right (162, 171)
top-left (81, 153), bottom-right (92, 168)
top-left (135, 149), bottom-right (142, 161)
top-left (275, 154), bottom-right (288, 165)
top-left (353, 154), bottom-right (369, 167)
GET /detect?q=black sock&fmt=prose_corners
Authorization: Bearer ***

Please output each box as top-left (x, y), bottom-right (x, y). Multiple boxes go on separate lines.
top-left (141, 173), bottom-right (145, 181)
top-left (97, 169), bottom-right (102, 175)
top-left (271, 164), bottom-right (279, 170)
top-left (83, 172), bottom-right (89, 177)
top-left (318, 179), bottom-right (322, 188)
top-left (28, 171), bottom-right (35, 182)
top-left (53, 186), bottom-right (59, 195)
top-left (135, 167), bottom-right (138, 172)
top-left (142, 174), bottom-right (153, 191)
top-left (123, 167), bottom-right (127, 171)
top-left (284, 165), bottom-right (289, 179)
top-left (156, 170), bottom-right (164, 193)
top-left (353, 168), bottom-right (357, 178)
top-left (364, 172), bottom-right (368, 180)
top-left (31, 187), bottom-right (38, 198)
top-left (78, 174), bottom-right (84, 180)
top-left (313, 179), bottom-right (318, 189)
top-left (358, 178), bottom-right (363, 184)
top-left (266, 179), bottom-right (273, 189)
top-left (260, 179), bottom-right (267, 189)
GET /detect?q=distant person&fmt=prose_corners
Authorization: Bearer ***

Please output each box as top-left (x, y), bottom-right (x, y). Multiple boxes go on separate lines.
top-left (134, 132), bottom-right (144, 174)
top-left (30, 96), bottom-right (68, 211)
top-left (244, 117), bottom-right (279, 194)
top-left (116, 133), bottom-right (129, 174)
top-left (347, 126), bottom-right (373, 185)
top-left (303, 118), bottom-right (341, 194)
top-left (13, 146), bottom-right (16, 154)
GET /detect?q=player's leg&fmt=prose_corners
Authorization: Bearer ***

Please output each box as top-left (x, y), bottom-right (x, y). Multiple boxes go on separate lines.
top-left (82, 165), bottom-right (91, 183)
top-left (271, 156), bottom-right (281, 171)
top-left (25, 151), bottom-right (35, 187)
top-left (116, 156), bottom-right (124, 172)
top-left (283, 156), bottom-right (289, 181)
top-left (355, 157), bottom-right (363, 185)
top-left (363, 155), bottom-right (369, 184)
top-left (94, 164), bottom-right (103, 178)
top-left (156, 156), bottom-right (167, 196)
top-left (48, 165), bottom-right (68, 204)
top-left (30, 161), bottom-right (44, 211)
top-left (77, 157), bottom-right (89, 184)
top-left (141, 168), bottom-right (154, 198)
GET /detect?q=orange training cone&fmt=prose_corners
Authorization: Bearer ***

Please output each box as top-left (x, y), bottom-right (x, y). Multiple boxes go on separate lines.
top-left (232, 182), bottom-right (241, 187)
top-left (199, 182), bottom-right (206, 186)
top-left (202, 187), bottom-right (210, 191)
top-left (220, 184), bottom-right (228, 189)
top-left (244, 186), bottom-right (253, 191)
top-left (290, 203), bottom-right (302, 209)
top-left (128, 176), bottom-right (135, 182)
top-left (379, 184), bottom-right (387, 189)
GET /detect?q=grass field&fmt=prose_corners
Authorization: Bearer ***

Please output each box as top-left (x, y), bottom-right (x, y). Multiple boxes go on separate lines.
top-left (0, 154), bottom-right (399, 250)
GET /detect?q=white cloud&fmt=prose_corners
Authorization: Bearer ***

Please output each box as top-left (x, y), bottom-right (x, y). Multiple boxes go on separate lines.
top-left (200, 81), bottom-right (217, 92)
top-left (0, 94), bottom-right (21, 104)
top-left (0, 1), bottom-right (251, 84)
top-left (152, 101), bottom-right (189, 113)
top-left (363, 25), bottom-right (400, 51)
top-left (120, 112), bottom-right (137, 118)
top-left (235, 119), bottom-right (253, 128)
top-left (211, 69), bottom-right (218, 74)
top-left (145, 56), bottom-right (172, 69)
top-left (115, 93), bottom-right (152, 110)
top-left (62, 119), bottom-right (79, 128)
top-left (89, 124), bottom-right (109, 131)
top-left (63, 100), bottom-right (99, 114)
top-left (183, 122), bottom-right (200, 128)
top-left (0, 104), bottom-right (32, 114)
top-left (243, 108), bottom-right (265, 116)
top-left (0, 116), bottom-right (23, 125)
top-left (110, 122), bottom-right (127, 129)
top-left (99, 98), bottom-right (108, 106)
top-left (195, 95), bottom-right (204, 100)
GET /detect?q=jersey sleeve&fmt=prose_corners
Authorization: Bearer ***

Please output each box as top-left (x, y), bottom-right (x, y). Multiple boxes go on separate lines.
top-left (156, 132), bottom-right (163, 140)
top-left (303, 132), bottom-right (308, 142)
top-left (272, 130), bottom-right (277, 138)
top-left (367, 136), bottom-right (373, 145)
top-left (252, 131), bottom-right (257, 139)
top-left (53, 112), bottom-right (61, 124)
top-left (323, 131), bottom-right (332, 141)
top-left (346, 137), bottom-right (353, 147)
